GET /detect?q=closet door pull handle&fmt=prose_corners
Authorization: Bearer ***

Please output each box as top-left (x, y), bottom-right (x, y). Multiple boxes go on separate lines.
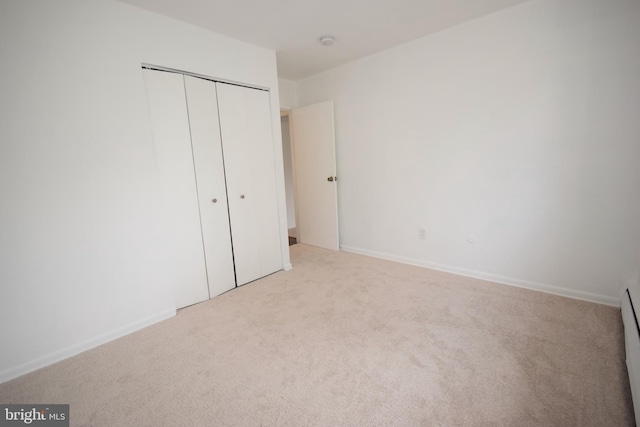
top-left (240, 194), bottom-right (245, 199)
top-left (212, 198), bottom-right (217, 203)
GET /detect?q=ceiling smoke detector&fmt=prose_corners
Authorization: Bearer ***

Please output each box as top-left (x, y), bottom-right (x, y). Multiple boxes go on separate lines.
top-left (319, 36), bottom-right (336, 46)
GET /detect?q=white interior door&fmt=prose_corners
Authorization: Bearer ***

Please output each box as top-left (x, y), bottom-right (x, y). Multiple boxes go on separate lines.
top-left (216, 83), bottom-right (282, 286)
top-left (142, 69), bottom-right (209, 308)
top-left (184, 75), bottom-right (236, 297)
top-left (291, 101), bottom-right (339, 250)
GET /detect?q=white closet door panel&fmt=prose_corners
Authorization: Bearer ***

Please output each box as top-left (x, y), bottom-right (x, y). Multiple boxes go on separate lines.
top-left (184, 75), bottom-right (236, 297)
top-left (244, 89), bottom-right (282, 276)
top-left (216, 83), bottom-right (261, 285)
top-left (216, 83), bottom-right (281, 285)
top-left (142, 70), bottom-right (209, 309)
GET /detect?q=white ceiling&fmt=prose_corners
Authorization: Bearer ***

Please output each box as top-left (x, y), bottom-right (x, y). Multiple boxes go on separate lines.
top-left (117, 0), bottom-right (531, 80)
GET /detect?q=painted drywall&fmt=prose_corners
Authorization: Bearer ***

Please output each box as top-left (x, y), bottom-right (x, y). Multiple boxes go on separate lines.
top-left (279, 78), bottom-right (298, 110)
top-left (296, 0), bottom-right (640, 305)
top-left (281, 116), bottom-right (297, 230)
top-left (0, 0), bottom-right (289, 382)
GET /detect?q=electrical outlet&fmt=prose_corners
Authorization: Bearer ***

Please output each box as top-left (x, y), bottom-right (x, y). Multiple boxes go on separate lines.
top-left (418, 228), bottom-right (426, 240)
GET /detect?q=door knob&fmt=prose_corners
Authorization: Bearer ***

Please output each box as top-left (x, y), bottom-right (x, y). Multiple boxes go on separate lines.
top-left (212, 198), bottom-right (218, 203)
top-left (240, 194), bottom-right (245, 199)
top-left (327, 176), bottom-right (334, 182)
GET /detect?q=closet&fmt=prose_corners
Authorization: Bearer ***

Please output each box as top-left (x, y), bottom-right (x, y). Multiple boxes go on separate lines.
top-left (143, 68), bottom-right (282, 309)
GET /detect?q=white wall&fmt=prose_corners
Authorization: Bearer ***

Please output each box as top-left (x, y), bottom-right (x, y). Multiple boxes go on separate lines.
top-left (296, 0), bottom-right (640, 305)
top-left (0, 0), bottom-right (289, 382)
top-left (278, 78), bottom-right (298, 110)
top-left (281, 116), bottom-right (297, 230)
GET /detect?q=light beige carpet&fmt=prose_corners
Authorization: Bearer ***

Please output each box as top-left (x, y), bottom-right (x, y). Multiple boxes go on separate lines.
top-left (0, 244), bottom-right (634, 426)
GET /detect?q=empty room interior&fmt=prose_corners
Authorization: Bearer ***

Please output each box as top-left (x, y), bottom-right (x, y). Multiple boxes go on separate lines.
top-left (1, 0), bottom-right (640, 425)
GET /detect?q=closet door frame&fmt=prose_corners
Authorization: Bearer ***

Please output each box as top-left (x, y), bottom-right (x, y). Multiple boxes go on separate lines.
top-left (143, 64), bottom-right (289, 300)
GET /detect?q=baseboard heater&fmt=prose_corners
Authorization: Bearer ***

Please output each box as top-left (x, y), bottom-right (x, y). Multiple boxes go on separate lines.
top-left (622, 285), bottom-right (640, 425)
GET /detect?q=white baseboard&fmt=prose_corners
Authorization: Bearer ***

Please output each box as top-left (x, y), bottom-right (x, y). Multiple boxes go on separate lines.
top-left (0, 308), bottom-right (176, 384)
top-left (283, 263), bottom-right (293, 271)
top-left (340, 245), bottom-right (620, 307)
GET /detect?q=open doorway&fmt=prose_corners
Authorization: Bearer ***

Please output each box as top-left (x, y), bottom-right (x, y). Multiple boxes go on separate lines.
top-left (281, 110), bottom-right (297, 246)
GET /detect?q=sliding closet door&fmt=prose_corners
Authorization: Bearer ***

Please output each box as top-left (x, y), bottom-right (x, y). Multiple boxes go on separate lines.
top-left (216, 83), bottom-right (282, 286)
top-left (184, 76), bottom-right (236, 298)
top-left (142, 69), bottom-right (209, 308)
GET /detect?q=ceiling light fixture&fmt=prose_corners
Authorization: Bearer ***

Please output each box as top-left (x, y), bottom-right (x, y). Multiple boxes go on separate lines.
top-left (319, 36), bottom-right (336, 46)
